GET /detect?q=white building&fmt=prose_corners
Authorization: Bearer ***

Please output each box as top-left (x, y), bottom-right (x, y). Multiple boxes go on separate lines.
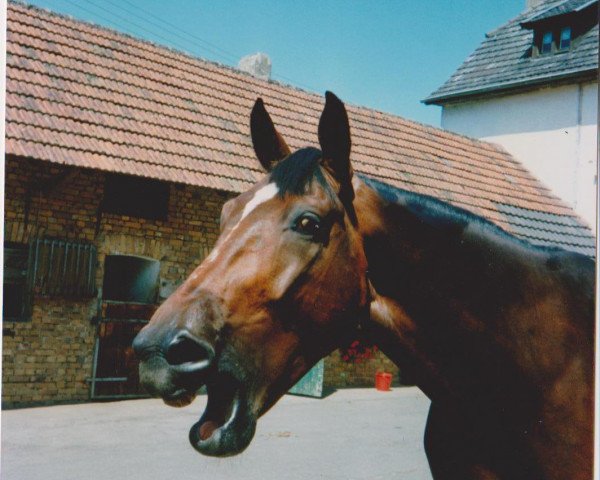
top-left (424, 0), bottom-right (598, 228)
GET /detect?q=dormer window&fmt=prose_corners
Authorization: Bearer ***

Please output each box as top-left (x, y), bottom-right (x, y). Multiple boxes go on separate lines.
top-left (521, 0), bottom-right (598, 58)
top-left (541, 31), bottom-right (553, 53)
top-left (559, 26), bottom-right (572, 49)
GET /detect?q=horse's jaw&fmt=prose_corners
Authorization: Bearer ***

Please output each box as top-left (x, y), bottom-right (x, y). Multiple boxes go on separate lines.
top-left (188, 375), bottom-right (257, 457)
top-left (138, 353), bottom-right (258, 457)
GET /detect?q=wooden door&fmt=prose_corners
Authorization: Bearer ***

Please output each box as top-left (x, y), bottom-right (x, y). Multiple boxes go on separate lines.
top-left (90, 303), bottom-right (157, 399)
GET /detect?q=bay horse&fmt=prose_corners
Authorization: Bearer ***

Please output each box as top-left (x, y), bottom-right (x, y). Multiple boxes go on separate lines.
top-left (133, 92), bottom-right (594, 479)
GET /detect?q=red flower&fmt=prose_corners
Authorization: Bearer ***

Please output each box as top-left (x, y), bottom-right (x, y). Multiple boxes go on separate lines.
top-left (339, 339), bottom-right (378, 364)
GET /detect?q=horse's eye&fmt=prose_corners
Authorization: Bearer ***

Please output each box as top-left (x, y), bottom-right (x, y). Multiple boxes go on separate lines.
top-left (294, 213), bottom-right (322, 238)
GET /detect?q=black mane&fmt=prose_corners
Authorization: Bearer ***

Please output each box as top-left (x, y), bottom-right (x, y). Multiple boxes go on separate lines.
top-left (359, 174), bottom-right (558, 254)
top-left (359, 174), bottom-right (497, 230)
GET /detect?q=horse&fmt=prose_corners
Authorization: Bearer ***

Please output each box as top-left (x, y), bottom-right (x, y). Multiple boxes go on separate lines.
top-left (133, 92), bottom-right (594, 479)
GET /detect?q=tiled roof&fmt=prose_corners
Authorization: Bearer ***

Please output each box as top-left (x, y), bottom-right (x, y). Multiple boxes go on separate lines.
top-left (496, 204), bottom-right (596, 256)
top-left (5, 1), bottom-right (595, 256)
top-left (424, 0), bottom-right (598, 104)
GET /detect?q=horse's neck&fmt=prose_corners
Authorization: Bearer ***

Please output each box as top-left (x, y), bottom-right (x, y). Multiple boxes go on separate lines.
top-left (353, 177), bottom-right (554, 404)
top-left (354, 175), bottom-right (523, 309)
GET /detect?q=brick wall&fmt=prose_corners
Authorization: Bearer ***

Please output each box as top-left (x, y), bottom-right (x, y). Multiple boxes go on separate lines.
top-left (324, 350), bottom-right (400, 389)
top-left (2, 157), bottom-right (227, 407)
top-left (3, 156), bottom-right (403, 408)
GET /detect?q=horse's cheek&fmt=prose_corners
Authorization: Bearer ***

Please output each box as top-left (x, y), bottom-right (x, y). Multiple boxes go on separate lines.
top-left (268, 243), bottom-right (321, 301)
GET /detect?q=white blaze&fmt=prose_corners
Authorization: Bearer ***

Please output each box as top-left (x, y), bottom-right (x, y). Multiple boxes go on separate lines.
top-left (204, 183), bottom-right (279, 265)
top-left (240, 183), bottom-right (279, 221)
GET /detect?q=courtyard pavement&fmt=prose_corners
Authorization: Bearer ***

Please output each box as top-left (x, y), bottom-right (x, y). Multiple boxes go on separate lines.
top-left (1, 387), bottom-right (432, 480)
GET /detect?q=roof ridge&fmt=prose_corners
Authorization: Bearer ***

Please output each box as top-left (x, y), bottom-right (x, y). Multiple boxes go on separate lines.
top-left (8, 0), bottom-right (320, 107)
top-left (7, 1), bottom-right (322, 100)
top-left (520, 0), bottom-right (597, 24)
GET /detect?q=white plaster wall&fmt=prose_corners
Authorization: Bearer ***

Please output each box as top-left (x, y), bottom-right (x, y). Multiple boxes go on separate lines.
top-left (441, 82), bottom-right (598, 228)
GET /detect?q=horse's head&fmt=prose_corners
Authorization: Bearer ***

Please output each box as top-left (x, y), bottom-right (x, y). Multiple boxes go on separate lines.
top-left (133, 92), bottom-right (368, 456)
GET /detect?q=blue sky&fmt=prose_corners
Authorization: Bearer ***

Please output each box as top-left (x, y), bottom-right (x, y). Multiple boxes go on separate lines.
top-left (26, 0), bottom-right (524, 126)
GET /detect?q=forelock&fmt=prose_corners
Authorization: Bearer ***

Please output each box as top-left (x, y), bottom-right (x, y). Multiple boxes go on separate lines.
top-left (269, 147), bottom-right (326, 196)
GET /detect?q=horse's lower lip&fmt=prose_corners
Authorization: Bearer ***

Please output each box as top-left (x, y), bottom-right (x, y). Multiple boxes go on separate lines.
top-left (188, 378), bottom-right (256, 456)
top-left (163, 388), bottom-right (197, 407)
top-left (164, 388), bottom-right (188, 399)
top-left (196, 394), bottom-right (239, 441)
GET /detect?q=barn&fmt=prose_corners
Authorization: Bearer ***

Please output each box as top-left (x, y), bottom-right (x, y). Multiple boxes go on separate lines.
top-left (3, 1), bottom-right (595, 407)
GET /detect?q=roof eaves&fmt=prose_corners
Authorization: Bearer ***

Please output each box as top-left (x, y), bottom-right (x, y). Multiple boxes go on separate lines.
top-left (422, 66), bottom-right (597, 105)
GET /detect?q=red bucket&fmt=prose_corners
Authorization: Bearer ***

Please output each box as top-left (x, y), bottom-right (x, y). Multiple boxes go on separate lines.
top-left (375, 371), bottom-right (392, 391)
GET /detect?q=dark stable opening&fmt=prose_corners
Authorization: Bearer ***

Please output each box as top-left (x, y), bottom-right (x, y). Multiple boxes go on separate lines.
top-left (3, 242), bottom-right (30, 320)
top-left (103, 174), bottom-right (169, 220)
top-left (102, 255), bottom-right (160, 304)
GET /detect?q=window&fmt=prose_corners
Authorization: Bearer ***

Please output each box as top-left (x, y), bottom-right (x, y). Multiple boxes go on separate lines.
top-left (541, 31), bottom-right (553, 53)
top-left (3, 239), bottom-right (97, 321)
top-left (559, 27), bottom-right (571, 50)
top-left (3, 243), bottom-right (31, 321)
top-left (30, 239), bottom-right (97, 297)
top-left (103, 174), bottom-right (169, 220)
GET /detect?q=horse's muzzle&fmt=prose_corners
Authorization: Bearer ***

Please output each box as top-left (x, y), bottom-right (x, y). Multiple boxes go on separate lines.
top-left (133, 323), bottom-right (257, 456)
top-left (133, 328), bottom-right (215, 402)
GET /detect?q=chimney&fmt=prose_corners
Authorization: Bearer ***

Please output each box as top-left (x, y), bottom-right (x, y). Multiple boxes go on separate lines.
top-left (238, 52), bottom-right (272, 81)
top-left (525, 0), bottom-right (545, 9)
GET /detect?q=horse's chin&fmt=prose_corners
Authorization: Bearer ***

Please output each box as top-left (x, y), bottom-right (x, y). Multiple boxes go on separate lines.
top-left (163, 389), bottom-right (197, 408)
top-left (187, 375), bottom-right (257, 457)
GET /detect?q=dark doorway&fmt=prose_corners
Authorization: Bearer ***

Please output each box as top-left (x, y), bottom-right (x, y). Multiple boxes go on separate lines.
top-left (91, 255), bottom-right (160, 399)
top-left (102, 255), bottom-right (160, 304)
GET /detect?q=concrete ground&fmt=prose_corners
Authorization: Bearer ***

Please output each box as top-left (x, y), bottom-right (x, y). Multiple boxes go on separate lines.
top-left (1, 387), bottom-right (432, 480)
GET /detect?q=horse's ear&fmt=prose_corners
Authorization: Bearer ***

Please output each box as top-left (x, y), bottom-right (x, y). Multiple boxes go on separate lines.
top-left (318, 91), bottom-right (353, 194)
top-left (250, 98), bottom-right (291, 172)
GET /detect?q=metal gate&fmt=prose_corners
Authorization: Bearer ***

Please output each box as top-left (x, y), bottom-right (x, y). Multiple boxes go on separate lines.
top-left (90, 302), bottom-right (157, 399)
top-left (90, 254), bottom-right (161, 400)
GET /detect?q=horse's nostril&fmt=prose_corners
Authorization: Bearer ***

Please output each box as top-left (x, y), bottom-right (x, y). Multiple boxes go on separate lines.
top-left (132, 330), bottom-right (157, 361)
top-left (166, 331), bottom-right (214, 367)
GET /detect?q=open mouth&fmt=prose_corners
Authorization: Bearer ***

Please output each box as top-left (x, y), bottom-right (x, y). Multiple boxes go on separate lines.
top-left (139, 351), bottom-right (259, 457)
top-left (187, 373), bottom-right (257, 457)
